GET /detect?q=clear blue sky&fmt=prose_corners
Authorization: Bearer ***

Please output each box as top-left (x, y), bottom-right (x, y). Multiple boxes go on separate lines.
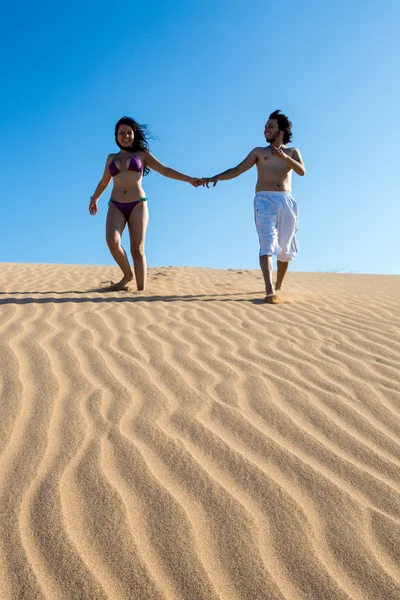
top-left (1, 0), bottom-right (399, 274)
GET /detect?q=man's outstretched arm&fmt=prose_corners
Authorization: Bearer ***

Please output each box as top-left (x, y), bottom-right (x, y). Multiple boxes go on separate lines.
top-left (203, 149), bottom-right (258, 187)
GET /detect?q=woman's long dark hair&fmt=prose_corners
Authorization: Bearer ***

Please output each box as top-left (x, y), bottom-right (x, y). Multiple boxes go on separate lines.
top-left (115, 116), bottom-right (151, 175)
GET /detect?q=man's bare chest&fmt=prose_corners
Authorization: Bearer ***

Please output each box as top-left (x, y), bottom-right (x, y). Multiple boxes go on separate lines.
top-left (257, 151), bottom-right (292, 176)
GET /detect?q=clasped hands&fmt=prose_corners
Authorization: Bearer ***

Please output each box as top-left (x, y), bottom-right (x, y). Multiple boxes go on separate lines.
top-left (189, 177), bottom-right (219, 188)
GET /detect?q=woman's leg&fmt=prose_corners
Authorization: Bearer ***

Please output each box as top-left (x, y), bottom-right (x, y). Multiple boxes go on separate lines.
top-left (128, 201), bottom-right (149, 291)
top-left (105, 203), bottom-right (133, 289)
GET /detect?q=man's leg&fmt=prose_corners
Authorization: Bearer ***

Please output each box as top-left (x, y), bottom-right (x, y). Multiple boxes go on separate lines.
top-left (259, 255), bottom-right (274, 294)
top-left (275, 196), bottom-right (298, 291)
top-left (259, 255), bottom-right (279, 303)
top-left (275, 260), bottom-right (289, 291)
top-left (254, 193), bottom-right (279, 302)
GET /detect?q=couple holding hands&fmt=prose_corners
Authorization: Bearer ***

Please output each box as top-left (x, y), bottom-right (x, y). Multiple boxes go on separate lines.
top-left (89, 111), bottom-right (305, 303)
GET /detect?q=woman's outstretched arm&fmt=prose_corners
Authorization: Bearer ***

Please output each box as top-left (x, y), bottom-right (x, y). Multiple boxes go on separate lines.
top-left (145, 153), bottom-right (201, 187)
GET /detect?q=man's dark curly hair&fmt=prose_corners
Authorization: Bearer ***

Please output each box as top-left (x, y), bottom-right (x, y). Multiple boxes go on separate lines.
top-left (269, 110), bottom-right (293, 144)
top-left (115, 116), bottom-right (151, 175)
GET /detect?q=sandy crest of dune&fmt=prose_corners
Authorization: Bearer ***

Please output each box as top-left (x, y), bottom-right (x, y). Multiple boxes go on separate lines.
top-left (0, 262), bottom-right (399, 600)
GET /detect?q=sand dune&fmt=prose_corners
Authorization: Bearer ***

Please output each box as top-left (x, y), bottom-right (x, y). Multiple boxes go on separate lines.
top-left (0, 263), bottom-right (399, 599)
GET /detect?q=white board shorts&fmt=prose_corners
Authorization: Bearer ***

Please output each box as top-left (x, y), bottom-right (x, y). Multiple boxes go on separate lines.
top-left (254, 191), bottom-right (299, 261)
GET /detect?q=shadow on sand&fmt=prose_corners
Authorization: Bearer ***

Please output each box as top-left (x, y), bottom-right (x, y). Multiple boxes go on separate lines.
top-left (0, 288), bottom-right (291, 306)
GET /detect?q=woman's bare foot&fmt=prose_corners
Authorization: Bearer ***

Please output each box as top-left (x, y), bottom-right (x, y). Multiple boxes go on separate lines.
top-left (109, 274), bottom-right (134, 291)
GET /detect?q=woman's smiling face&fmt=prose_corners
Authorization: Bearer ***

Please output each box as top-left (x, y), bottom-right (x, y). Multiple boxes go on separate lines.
top-left (117, 125), bottom-right (135, 148)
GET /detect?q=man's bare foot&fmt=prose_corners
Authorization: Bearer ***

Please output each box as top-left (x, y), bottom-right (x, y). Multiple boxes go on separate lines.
top-left (108, 274), bottom-right (134, 291)
top-left (264, 293), bottom-right (280, 304)
top-left (275, 284), bottom-right (283, 291)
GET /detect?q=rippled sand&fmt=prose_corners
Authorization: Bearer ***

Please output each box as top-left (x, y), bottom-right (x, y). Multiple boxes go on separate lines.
top-left (0, 263), bottom-right (399, 600)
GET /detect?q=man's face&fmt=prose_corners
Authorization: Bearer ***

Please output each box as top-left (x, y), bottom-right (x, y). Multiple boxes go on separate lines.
top-left (264, 119), bottom-right (281, 143)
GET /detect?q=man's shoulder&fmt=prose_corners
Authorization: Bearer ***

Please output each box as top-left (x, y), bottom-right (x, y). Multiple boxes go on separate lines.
top-left (252, 146), bottom-right (267, 156)
top-left (285, 146), bottom-right (300, 156)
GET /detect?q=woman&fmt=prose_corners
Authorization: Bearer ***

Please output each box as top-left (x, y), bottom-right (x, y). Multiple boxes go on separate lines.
top-left (89, 116), bottom-right (200, 291)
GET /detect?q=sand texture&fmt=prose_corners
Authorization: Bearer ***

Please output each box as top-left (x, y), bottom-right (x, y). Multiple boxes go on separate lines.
top-left (0, 263), bottom-right (399, 600)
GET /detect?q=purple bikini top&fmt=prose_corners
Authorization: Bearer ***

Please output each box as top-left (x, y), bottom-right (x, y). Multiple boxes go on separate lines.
top-left (109, 155), bottom-right (143, 177)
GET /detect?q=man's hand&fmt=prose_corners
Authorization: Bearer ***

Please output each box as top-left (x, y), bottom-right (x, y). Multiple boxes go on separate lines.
top-left (89, 197), bottom-right (98, 215)
top-left (189, 178), bottom-right (203, 187)
top-left (201, 177), bottom-right (219, 188)
top-left (270, 147), bottom-right (288, 161)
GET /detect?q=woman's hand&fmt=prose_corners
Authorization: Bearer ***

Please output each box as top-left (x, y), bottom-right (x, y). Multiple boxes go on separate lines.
top-left (89, 197), bottom-right (98, 215)
top-left (189, 178), bottom-right (203, 187)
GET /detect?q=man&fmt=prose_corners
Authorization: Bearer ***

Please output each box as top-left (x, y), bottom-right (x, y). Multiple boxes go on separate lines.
top-left (203, 110), bottom-right (306, 303)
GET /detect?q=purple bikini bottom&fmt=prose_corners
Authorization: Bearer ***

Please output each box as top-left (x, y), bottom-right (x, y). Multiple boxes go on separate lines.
top-left (108, 197), bottom-right (147, 220)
